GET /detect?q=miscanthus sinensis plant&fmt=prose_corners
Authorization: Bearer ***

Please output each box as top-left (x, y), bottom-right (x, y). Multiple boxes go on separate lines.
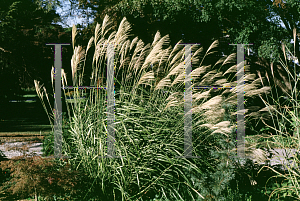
top-left (34, 15), bottom-right (271, 200)
top-left (254, 28), bottom-right (300, 200)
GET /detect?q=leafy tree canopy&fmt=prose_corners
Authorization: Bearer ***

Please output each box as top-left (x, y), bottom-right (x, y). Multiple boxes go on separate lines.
top-left (0, 0), bottom-right (70, 96)
top-left (71, 0), bottom-right (299, 65)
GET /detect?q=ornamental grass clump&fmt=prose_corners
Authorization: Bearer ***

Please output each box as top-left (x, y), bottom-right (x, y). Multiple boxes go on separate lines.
top-left (34, 14), bottom-right (271, 200)
top-left (255, 28), bottom-right (300, 200)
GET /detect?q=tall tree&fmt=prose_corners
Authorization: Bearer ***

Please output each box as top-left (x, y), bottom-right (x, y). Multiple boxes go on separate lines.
top-left (69, 0), bottom-right (298, 64)
top-left (0, 0), bottom-right (70, 99)
top-left (271, 0), bottom-right (300, 66)
top-left (32, 0), bottom-right (62, 13)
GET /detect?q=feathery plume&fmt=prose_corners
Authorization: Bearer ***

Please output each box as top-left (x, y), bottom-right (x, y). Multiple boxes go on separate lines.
top-left (51, 66), bottom-right (54, 89)
top-left (71, 46), bottom-right (85, 85)
top-left (72, 24), bottom-right (77, 50)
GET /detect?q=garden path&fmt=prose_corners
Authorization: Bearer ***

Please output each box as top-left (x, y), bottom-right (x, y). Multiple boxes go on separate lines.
top-left (245, 148), bottom-right (300, 171)
top-left (0, 140), bottom-right (43, 159)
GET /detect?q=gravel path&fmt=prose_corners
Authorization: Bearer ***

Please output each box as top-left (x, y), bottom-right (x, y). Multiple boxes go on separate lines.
top-left (267, 148), bottom-right (300, 168)
top-left (237, 148), bottom-right (300, 171)
top-left (0, 141), bottom-right (43, 159)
